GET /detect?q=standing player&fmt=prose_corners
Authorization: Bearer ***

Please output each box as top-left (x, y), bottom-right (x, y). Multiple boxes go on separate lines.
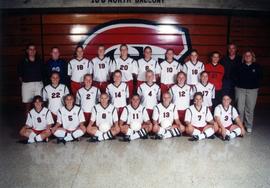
top-left (19, 96), bottom-right (54, 144)
top-left (120, 94), bottom-right (152, 141)
top-left (194, 71), bottom-right (215, 109)
top-left (87, 93), bottom-right (120, 142)
top-left (106, 70), bottom-right (129, 116)
top-left (111, 44), bottom-right (137, 95)
top-left (182, 49), bottom-right (204, 87)
top-left (53, 94), bottom-right (86, 144)
top-left (42, 71), bottom-right (69, 121)
top-left (159, 49), bottom-right (182, 94)
top-left (68, 45), bottom-right (91, 95)
top-left (137, 70), bottom-right (161, 118)
top-left (136, 46), bottom-right (160, 88)
top-left (76, 74), bottom-right (100, 126)
top-left (214, 95), bottom-right (245, 140)
top-left (152, 92), bottom-right (185, 139)
top-left (185, 92), bottom-right (218, 141)
top-left (90, 45), bottom-right (111, 93)
top-left (169, 72), bottom-right (192, 124)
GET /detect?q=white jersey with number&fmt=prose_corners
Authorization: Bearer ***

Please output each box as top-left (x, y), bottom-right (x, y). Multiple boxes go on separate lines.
top-left (137, 83), bottom-right (160, 110)
top-left (57, 105), bottom-right (85, 131)
top-left (76, 86), bottom-right (100, 113)
top-left (106, 82), bottom-right (129, 108)
top-left (136, 58), bottom-right (160, 81)
top-left (182, 60), bottom-right (204, 85)
top-left (26, 107), bottom-right (54, 131)
top-left (42, 84), bottom-right (69, 115)
top-left (194, 82), bottom-right (215, 107)
top-left (91, 104), bottom-right (118, 127)
top-left (68, 58), bottom-right (91, 83)
top-left (120, 105), bottom-right (150, 125)
top-left (111, 57), bottom-right (137, 82)
top-left (169, 84), bottom-right (192, 110)
top-left (214, 104), bottom-right (239, 128)
top-left (185, 105), bottom-right (213, 128)
top-left (90, 57), bottom-right (111, 82)
top-left (152, 103), bottom-right (178, 124)
top-left (159, 60), bottom-right (182, 84)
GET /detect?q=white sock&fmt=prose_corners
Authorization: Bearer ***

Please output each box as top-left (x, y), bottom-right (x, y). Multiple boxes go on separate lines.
top-left (95, 130), bottom-right (103, 141)
top-left (28, 132), bottom-right (37, 143)
top-left (64, 133), bottom-right (73, 142)
top-left (101, 131), bottom-right (113, 141)
top-left (171, 128), bottom-right (181, 137)
top-left (72, 129), bottom-right (84, 139)
top-left (204, 128), bottom-right (214, 138)
top-left (157, 127), bottom-right (166, 135)
top-left (229, 128), bottom-right (241, 139)
top-left (35, 134), bottom-right (43, 142)
top-left (163, 129), bottom-right (173, 139)
top-left (192, 128), bottom-right (201, 136)
top-left (197, 133), bottom-right (206, 140)
top-left (54, 129), bottom-right (66, 138)
top-left (130, 129), bottom-right (147, 140)
top-left (126, 128), bottom-right (133, 136)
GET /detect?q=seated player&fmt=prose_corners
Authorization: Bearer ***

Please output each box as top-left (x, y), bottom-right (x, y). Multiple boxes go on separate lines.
top-left (194, 71), bottom-right (215, 110)
top-left (106, 70), bottom-right (129, 116)
top-left (214, 95), bottom-right (245, 140)
top-left (152, 92), bottom-right (185, 139)
top-left (86, 93), bottom-right (120, 142)
top-left (53, 94), bottom-right (86, 144)
top-left (185, 92), bottom-right (218, 141)
top-left (120, 94), bottom-right (152, 141)
top-left (76, 74), bottom-right (100, 125)
top-left (19, 96), bottom-right (54, 144)
top-left (169, 71), bottom-right (192, 124)
top-left (137, 70), bottom-right (161, 118)
top-left (42, 71), bottom-right (69, 121)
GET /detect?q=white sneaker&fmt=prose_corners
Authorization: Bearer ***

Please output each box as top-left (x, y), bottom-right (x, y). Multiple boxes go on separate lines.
top-left (247, 128), bottom-right (252, 133)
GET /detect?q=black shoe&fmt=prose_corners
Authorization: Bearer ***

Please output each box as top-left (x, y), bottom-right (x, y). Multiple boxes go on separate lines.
top-left (189, 135), bottom-right (199, 141)
top-left (57, 138), bottom-right (66, 145)
top-left (207, 135), bottom-right (215, 139)
top-left (154, 134), bottom-right (163, 140)
top-left (141, 134), bottom-right (149, 139)
top-left (87, 136), bottom-right (100, 143)
top-left (122, 135), bottom-right (131, 142)
top-left (17, 140), bottom-right (29, 144)
top-left (224, 135), bottom-right (230, 141)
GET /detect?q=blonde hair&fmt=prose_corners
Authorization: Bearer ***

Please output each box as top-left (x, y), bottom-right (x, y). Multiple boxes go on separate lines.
top-left (242, 50), bottom-right (256, 63)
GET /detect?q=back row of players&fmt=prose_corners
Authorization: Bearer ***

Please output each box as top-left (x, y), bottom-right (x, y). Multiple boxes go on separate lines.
top-left (19, 44), bottom-right (245, 143)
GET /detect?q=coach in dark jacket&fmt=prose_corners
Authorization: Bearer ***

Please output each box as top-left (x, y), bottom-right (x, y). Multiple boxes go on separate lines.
top-left (234, 50), bottom-right (263, 133)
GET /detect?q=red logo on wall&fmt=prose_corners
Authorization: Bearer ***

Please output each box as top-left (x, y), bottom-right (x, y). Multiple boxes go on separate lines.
top-left (81, 19), bottom-right (191, 62)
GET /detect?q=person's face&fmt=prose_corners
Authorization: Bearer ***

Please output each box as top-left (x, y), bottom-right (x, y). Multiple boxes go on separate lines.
top-left (228, 44), bottom-right (237, 56)
top-left (98, 46), bottom-right (105, 58)
top-left (146, 72), bottom-right (154, 83)
top-left (131, 96), bottom-right (140, 108)
top-left (100, 94), bottom-right (109, 106)
top-left (27, 45), bottom-right (36, 57)
top-left (177, 73), bottom-right (186, 85)
top-left (194, 95), bottom-right (203, 106)
top-left (51, 48), bottom-right (60, 60)
top-left (113, 72), bottom-right (122, 83)
top-left (65, 96), bottom-right (74, 108)
top-left (166, 50), bottom-right (174, 61)
top-left (120, 46), bottom-right (128, 58)
top-left (162, 93), bottom-right (171, 106)
top-left (222, 96), bottom-right (231, 107)
top-left (51, 73), bottom-right (60, 85)
top-left (211, 53), bottom-right (220, 64)
top-left (201, 73), bottom-right (208, 84)
top-left (244, 52), bottom-right (253, 63)
top-left (84, 76), bottom-right (92, 88)
top-left (190, 52), bottom-right (198, 62)
top-left (76, 47), bottom-right (84, 58)
top-left (144, 48), bottom-right (152, 59)
top-left (34, 99), bottom-right (42, 110)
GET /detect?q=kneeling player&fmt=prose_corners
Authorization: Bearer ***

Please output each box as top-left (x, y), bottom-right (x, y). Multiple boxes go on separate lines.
top-left (19, 96), bottom-right (54, 143)
top-left (214, 95), bottom-right (245, 140)
top-left (87, 93), bottom-right (120, 142)
top-left (185, 92), bottom-right (218, 141)
top-left (152, 92), bottom-right (185, 139)
top-left (120, 94), bottom-right (152, 141)
top-left (53, 94), bottom-right (86, 144)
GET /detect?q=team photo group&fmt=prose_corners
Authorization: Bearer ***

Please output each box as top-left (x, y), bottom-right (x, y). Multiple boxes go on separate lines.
top-left (17, 42), bottom-right (262, 144)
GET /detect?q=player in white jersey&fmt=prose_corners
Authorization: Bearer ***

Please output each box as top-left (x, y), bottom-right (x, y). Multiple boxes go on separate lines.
top-left (42, 71), bottom-right (69, 121)
top-left (169, 72), bottom-right (192, 123)
top-left (194, 71), bottom-right (215, 109)
top-left (90, 45), bottom-right (111, 93)
top-left (214, 95), bottom-right (245, 141)
top-left (76, 74), bottom-right (100, 125)
top-left (152, 92), bottom-right (185, 139)
top-left (182, 49), bottom-right (204, 86)
top-left (19, 96), bottom-right (54, 144)
top-left (68, 45), bottom-right (91, 95)
top-left (159, 49), bottom-right (182, 94)
top-left (110, 44), bottom-right (137, 95)
top-left (87, 93), bottom-right (120, 142)
top-left (120, 95), bottom-right (152, 141)
top-left (137, 70), bottom-right (160, 118)
top-left (53, 94), bottom-right (86, 144)
top-left (106, 70), bottom-right (129, 116)
top-left (136, 46), bottom-right (160, 88)
top-left (185, 92), bottom-right (218, 141)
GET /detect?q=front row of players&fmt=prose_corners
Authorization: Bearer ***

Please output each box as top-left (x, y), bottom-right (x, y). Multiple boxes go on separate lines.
top-left (19, 91), bottom-right (245, 144)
